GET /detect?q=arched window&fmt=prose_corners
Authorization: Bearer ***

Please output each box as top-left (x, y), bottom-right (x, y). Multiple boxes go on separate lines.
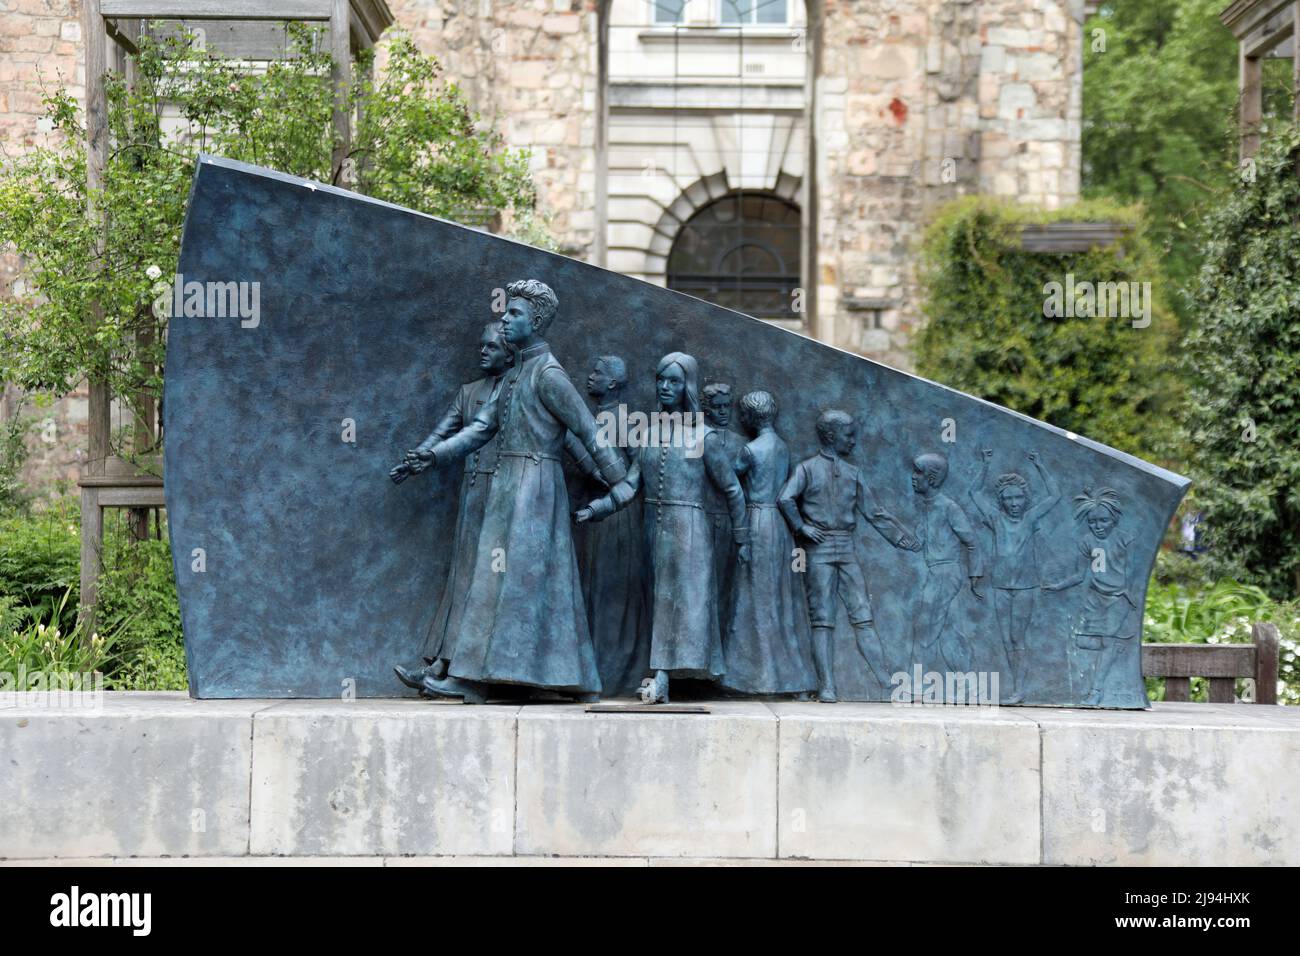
top-left (667, 193), bottom-right (801, 322)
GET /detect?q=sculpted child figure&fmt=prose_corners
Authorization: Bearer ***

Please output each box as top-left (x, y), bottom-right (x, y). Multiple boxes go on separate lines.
top-left (576, 353), bottom-right (750, 705)
top-left (721, 390), bottom-right (818, 697)
top-left (967, 449), bottom-right (1060, 703)
top-left (1045, 487), bottom-right (1142, 708)
top-left (908, 452), bottom-right (983, 678)
top-left (777, 409), bottom-right (919, 702)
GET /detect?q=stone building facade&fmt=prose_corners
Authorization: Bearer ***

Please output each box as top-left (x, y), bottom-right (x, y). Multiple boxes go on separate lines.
top-left (386, 0), bottom-right (1084, 364)
top-left (0, 0), bottom-right (1084, 489)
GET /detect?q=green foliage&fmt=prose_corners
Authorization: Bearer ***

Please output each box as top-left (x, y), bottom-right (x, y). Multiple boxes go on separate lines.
top-left (0, 588), bottom-right (119, 690)
top-left (0, 25), bottom-right (543, 460)
top-left (1183, 123), bottom-right (1300, 599)
top-left (1082, 1), bottom-right (1242, 313)
top-left (0, 501), bottom-right (185, 689)
top-left (915, 196), bottom-right (1179, 460)
top-left (0, 404), bottom-right (31, 513)
top-left (0, 500), bottom-right (81, 630)
top-left (98, 536), bottom-right (186, 691)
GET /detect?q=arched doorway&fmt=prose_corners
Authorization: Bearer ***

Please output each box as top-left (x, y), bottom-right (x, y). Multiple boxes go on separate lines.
top-left (598, 1), bottom-right (818, 333)
top-left (667, 192), bottom-right (801, 324)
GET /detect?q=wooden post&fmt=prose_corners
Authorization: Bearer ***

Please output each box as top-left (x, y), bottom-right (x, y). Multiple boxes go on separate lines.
top-left (80, 0), bottom-right (109, 622)
top-left (330, 0), bottom-right (352, 184)
top-left (1252, 621), bottom-right (1280, 705)
top-left (1241, 46), bottom-right (1262, 161)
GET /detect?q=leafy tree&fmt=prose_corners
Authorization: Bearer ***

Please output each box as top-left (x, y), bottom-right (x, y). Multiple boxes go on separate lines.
top-left (1083, 1), bottom-right (1239, 317)
top-left (1183, 124), bottom-right (1300, 599)
top-left (915, 196), bottom-right (1179, 461)
top-left (0, 25), bottom-right (545, 462)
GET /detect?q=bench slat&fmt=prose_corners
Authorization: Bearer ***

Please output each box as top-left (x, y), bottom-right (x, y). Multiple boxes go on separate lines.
top-left (1141, 643), bottom-right (1256, 678)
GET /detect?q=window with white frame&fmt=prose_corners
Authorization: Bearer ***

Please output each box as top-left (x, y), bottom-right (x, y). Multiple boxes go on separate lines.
top-left (652, 0), bottom-right (687, 24)
top-left (651, 1), bottom-right (791, 26)
top-left (720, 0), bottom-right (789, 25)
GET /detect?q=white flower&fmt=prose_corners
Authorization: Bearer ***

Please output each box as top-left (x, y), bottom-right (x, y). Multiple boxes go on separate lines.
top-left (146, 264), bottom-right (162, 280)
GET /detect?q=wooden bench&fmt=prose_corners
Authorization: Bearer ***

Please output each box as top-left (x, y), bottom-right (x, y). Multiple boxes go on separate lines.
top-left (1142, 621), bottom-right (1281, 704)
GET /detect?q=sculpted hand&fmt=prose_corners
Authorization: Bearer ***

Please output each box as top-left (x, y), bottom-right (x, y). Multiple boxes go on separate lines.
top-left (574, 507), bottom-right (594, 523)
top-left (801, 524), bottom-right (827, 545)
top-left (404, 448), bottom-right (435, 474)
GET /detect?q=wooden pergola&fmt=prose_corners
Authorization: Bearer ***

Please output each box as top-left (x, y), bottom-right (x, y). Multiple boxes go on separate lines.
top-left (78, 1), bottom-right (393, 618)
top-left (1221, 0), bottom-right (1300, 158)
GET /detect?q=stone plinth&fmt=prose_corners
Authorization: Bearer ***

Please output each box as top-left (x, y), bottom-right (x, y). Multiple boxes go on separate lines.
top-left (2, 694), bottom-right (1296, 864)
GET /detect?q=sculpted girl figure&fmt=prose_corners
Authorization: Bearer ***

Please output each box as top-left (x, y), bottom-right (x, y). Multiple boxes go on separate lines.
top-left (576, 352), bottom-right (749, 704)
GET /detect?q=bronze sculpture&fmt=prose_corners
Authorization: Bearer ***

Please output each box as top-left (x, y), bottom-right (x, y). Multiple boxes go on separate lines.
top-left (577, 353), bottom-right (750, 704)
top-left (392, 280), bottom-right (626, 703)
top-left (777, 410), bottom-right (919, 702)
top-left (721, 390), bottom-right (818, 697)
top-left (908, 452), bottom-right (984, 680)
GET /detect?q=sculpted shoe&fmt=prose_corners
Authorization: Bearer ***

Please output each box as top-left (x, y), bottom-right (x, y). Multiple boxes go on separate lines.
top-left (818, 684), bottom-right (838, 704)
top-left (419, 674), bottom-right (487, 705)
top-left (394, 663), bottom-right (429, 689)
top-left (428, 658), bottom-right (448, 679)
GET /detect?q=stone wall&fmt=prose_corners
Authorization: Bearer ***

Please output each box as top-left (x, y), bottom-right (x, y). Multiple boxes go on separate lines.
top-left (2, 695), bottom-right (1297, 864)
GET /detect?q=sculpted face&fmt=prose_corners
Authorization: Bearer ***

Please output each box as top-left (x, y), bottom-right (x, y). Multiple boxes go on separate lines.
top-left (1088, 509), bottom-right (1117, 539)
top-left (704, 392), bottom-right (732, 427)
top-left (501, 296), bottom-right (535, 345)
top-left (999, 485), bottom-right (1027, 519)
top-left (587, 360), bottom-right (613, 399)
top-left (910, 461), bottom-right (928, 494)
top-left (478, 327), bottom-right (511, 375)
top-left (657, 363), bottom-right (686, 411)
top-left (833, 422), bottom-right (857, 457)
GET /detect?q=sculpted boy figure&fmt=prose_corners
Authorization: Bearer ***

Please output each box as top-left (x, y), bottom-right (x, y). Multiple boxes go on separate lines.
top-left (777, 409), bottom-right (919, 702)
top-left (909, 452), bottom-right (983, 677)
top-left (391, 280), bottom-right (626, 703)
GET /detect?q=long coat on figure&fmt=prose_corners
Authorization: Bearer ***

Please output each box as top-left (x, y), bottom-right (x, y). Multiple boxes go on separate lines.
top-left (422, 341), bottom-right (626, 693)
top-left (574, 401), bottom-right (650, 695)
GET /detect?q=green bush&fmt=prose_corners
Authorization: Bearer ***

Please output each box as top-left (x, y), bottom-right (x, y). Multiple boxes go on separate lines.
top-left (1183, 123), bottom-right (1300, 600)
top-left (0, 500), bottom-right (186, 689)
top-left (916, 196), bottom-right (1180, 461)
top-left (0, 500), bottom-right (81, 630)
top-left (98, 536), bottom-right (186, 691)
